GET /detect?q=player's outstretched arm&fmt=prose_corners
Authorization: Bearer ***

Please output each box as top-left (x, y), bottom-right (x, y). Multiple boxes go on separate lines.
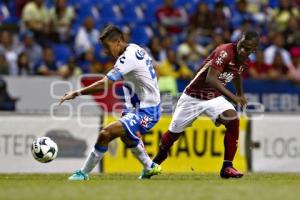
top-left (59, 76), bottom-right (113, 105)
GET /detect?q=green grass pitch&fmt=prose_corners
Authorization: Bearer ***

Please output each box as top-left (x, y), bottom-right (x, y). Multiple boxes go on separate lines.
top-left (1, 173), bottom-right (300, 200)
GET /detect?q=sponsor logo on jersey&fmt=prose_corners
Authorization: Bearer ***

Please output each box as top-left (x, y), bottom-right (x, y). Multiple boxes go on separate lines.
top-left (215, 50), bottom-right (228, 65)
top-left (119, 55), bottom-right (126, 64)
top-left (135, 49), bottom-right (145, 60)
top-left (218, 72), bottom-right (234, 83)
top-left (140, 116), bottom-right (151, 128)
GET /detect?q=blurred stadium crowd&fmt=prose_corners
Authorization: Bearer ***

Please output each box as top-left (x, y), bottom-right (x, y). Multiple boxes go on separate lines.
top-left (0, 0), bottom-right (299, 82)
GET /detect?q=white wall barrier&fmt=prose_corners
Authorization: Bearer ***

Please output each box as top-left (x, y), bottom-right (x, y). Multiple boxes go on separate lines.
top-left (0, 114), bottom-right (101, 173)
top-left (251, 114), bottom-right (300, 172)
top-left (3, 76), bottom-right (101, 114)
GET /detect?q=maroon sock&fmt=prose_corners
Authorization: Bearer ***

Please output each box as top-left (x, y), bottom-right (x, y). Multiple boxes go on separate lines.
top-left (223, 118), bottom-right (239, 162)
top-left (153, 130), bottom-right (182, 164)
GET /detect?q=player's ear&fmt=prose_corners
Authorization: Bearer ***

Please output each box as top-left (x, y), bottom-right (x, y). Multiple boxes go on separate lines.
top-left (113, 39), bottom-right (119, 48)
top-left (116, 38), bottom-right (121, 45)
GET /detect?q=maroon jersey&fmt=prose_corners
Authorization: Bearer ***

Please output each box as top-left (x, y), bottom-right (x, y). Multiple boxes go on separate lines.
top-left (184, 43), bottom-right (249, 100)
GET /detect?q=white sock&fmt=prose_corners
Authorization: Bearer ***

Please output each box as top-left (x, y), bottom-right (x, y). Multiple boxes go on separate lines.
top-left (130, 140), bottom-right (153, 170)
top-left (81, 148), bottom-right (106, 174)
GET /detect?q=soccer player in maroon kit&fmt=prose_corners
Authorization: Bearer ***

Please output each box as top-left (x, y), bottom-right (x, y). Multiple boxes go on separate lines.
top-left (153, 30), bottom-right (259, 178)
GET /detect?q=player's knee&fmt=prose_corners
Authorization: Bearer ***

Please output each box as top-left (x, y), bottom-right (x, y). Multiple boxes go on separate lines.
top-left (159, 131), bottom-right (182, 149)
top-left (98, 129), bottom-right (112, 144)
top-left (225, 118), bottom-right (239, 131)
top-left (218, 110), bottom-right (238, 125)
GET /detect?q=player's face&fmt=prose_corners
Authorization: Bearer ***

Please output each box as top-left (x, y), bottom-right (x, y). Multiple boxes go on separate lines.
top-left (237, 37), bottom-right (258, 60)
top-left (102, 39), bottom-right (121, 59)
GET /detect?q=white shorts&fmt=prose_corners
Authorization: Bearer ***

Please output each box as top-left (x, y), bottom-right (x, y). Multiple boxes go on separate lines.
top-left (169, 93), bottom-right (236, 133)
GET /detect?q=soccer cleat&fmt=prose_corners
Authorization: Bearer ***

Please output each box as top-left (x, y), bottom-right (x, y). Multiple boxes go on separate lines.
top-left (68, 170), bottom-right (89, 181)
top-left (138, 163), bottom-right (162, 179)
top-left (220, 166), bottom-right (243, 179)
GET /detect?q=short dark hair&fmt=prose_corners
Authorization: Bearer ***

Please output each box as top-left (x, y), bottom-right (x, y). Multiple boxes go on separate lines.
top-left (99, 25), bottom-right (124, 42)
top-left (242, 30), bottom-right (260, 41)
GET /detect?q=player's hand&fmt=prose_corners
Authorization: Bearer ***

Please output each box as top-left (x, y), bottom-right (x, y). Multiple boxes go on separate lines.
top-left (234, 96), bottom-right (247, 108)
top-left (59, 91), bottom-right (78, 105)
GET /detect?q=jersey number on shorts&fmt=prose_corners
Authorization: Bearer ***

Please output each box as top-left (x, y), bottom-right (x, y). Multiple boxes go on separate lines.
top-left (124, 113), bottom-right (137, 126)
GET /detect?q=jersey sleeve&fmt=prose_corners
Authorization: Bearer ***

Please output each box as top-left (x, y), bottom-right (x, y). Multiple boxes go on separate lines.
top-left (210, 46), bottom-right (232, 72)
top-left (106, 53), bottom-right (136, 81)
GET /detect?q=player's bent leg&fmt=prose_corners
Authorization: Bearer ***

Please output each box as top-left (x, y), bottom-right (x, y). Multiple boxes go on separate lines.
top-left (217, 110), bottom-right (243, 178)
top-left (69, 121), bottom-right (126, 181)
top-left (121, 136), bottom-right (152, 169)
top-left (96, 121), bottom-right (126, 147)
top-left (153, 130), bottom-right (183, 165)
top-left (153, 94), bottom-right (200, 164)
top-left (119, 104), bottom-right (163, 179)
top-left (121, 135), bottom-right (162, 179)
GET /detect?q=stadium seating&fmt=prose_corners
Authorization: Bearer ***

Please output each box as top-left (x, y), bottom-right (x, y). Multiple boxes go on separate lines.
top-left (121, 3), bottom-right (144, 24)
top-left (99, 2), bottom-right (122, 23)
top-left (52, 44), bottom-right (73, 64)
top-left (130, 25), bottom-right (153, 46)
